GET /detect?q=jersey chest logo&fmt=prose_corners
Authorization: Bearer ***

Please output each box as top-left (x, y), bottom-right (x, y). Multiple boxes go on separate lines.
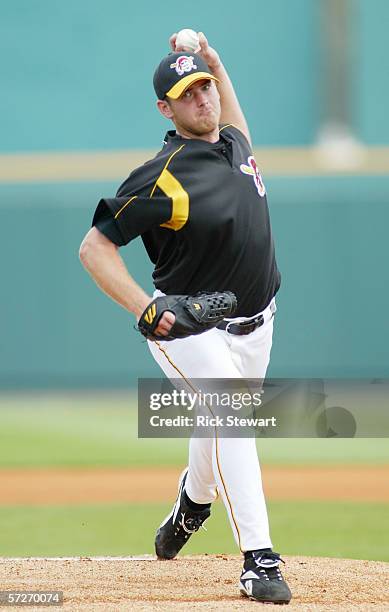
top-left (240, 156), bottom-right (266, 197)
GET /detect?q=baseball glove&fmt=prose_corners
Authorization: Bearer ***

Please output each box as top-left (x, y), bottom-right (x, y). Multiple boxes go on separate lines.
top-left (137, 291), bottom-right (237, 341)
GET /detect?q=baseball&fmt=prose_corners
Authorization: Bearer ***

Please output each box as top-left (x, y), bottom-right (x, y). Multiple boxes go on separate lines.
top-left (175, 29), bottom-right (200, 53)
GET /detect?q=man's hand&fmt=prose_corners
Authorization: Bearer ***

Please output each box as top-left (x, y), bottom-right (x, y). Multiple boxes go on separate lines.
top-left (136, 301), bottom-right (175, 338)
top-left (169, 32), bottom-right (221, 72)
top-left (151, 311), bottom-right (176, 337)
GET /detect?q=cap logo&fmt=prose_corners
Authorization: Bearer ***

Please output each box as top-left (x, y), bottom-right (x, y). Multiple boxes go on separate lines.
top-left (170, 55), bottom-right (197, 76)
top-left (240, 155), bottom-right (266, 197)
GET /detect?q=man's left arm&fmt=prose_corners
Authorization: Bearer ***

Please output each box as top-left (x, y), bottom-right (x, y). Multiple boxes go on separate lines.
top-left (171, 32), bottom-right (252, 146)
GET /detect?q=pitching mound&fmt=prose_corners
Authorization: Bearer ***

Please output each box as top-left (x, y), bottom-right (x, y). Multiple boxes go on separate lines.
top-left (0, 555), bottom-right (388, 611)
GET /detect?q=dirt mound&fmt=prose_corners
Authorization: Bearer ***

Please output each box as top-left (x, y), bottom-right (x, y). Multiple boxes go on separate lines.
top-left (0, 555), bottom-right (388, 611)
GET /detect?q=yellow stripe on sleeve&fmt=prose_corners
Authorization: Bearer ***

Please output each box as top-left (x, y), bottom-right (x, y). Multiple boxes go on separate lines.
top-left (114, 195), bottom-right (138, 219)
top-left (150, 144), bottom-right (189, 231)
top-left (156, 169), bottom-right (189, 231)
top-left (150, 145), bottom-right (185, 198)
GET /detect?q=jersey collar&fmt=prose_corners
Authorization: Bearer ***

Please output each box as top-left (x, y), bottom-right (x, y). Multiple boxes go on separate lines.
top-left (163, 129), bottom-right (232, 147)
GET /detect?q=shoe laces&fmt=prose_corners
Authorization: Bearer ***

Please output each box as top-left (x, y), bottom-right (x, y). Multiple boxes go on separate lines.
top-left (249, 551), bottom-right (286, 582)
top-left (254, 551), bottom-right (285, 565)
top-left (175, 512), bottom-right (208, 537)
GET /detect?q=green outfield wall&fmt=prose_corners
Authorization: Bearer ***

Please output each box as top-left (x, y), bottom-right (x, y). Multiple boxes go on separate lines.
top-left (1, 175), bottom-right (388, 389)
top-left (1, 0), bottom-right (388, 150)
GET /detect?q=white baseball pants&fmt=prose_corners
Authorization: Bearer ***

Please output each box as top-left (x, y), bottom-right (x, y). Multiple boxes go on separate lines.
top-left (147, 295), bottom-right (276, 552)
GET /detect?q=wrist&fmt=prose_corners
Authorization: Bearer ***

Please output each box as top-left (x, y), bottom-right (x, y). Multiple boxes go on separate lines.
top-left (133, 297), bottom-right (152, 321)
top-left (204, 51), bottom-right (222, 73)
top-left (208, 58), bottom-right (222, 73)
top-left (208, 59), bottom-right (224, 77)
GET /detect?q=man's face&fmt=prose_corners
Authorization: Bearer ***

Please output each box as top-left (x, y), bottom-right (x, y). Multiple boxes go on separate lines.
top-left (160, 79), bottom-right (221, 137)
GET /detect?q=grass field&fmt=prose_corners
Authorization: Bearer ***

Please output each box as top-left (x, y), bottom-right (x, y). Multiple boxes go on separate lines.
top-left (0, 501), bottom-right (388, 561)
top-left (0, 393), bottom-right (388, 562)
top-left (0, 393), bottom-right (388, 467)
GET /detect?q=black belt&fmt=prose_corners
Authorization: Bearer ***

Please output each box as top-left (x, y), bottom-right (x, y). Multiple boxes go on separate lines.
top-left (216, 313), bottom-right (264, 336)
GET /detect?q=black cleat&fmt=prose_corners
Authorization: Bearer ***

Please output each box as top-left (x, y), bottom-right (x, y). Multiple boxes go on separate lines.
top-left (155, 467), bottom-right (211, 560)
top-left (239, 550), bottom-right (292, 604)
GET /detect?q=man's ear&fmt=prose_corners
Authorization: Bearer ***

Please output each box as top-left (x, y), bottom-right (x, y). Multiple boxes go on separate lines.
top-left (157, 99), bottom-right (174, 120)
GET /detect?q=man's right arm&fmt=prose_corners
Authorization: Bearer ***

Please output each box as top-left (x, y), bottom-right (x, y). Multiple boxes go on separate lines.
top-left (79, 227), bottom-right (175, 335)
top-left (171, 32), bottom-right (252, 146)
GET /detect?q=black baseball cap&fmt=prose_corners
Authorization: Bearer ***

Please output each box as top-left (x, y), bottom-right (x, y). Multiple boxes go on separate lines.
top-left (153, 52), bottom-right (218, 100)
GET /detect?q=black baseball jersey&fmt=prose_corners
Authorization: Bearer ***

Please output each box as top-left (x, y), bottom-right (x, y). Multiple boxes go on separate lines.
top-left (92, 125), bottom-right (280, 317)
